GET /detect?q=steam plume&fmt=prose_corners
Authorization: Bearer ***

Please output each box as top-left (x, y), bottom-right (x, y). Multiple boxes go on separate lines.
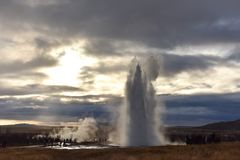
top-left (118, 57), bottom-right (167, 146)
top-left (51, 117), bottom-right (98, 142)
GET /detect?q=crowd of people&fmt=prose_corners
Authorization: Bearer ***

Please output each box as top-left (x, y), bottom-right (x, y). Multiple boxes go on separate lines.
top-left (185, 133), bottom-right (221, 145)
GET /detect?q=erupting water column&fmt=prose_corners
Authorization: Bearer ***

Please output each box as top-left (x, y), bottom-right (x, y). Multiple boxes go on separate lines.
top-left (120, 59), bottom-right (162, 146)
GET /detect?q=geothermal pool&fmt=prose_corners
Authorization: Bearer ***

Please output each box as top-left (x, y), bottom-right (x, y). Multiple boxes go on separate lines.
top-left (45, 144), bottom-right (120, 150)
top-left (46, 145), bottom-right (109, 150)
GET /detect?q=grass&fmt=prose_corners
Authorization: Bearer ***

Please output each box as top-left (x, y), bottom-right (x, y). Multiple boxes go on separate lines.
top-left (0, 142), bottom-right (240, 160)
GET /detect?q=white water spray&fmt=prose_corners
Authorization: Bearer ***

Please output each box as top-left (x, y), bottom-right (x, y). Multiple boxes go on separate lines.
top-left (119, 58), bottom-right (166, 146)
top-left (50, 117), bottom-right (98, 143)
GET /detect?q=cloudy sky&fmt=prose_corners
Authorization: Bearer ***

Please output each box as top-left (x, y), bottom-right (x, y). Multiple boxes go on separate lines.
top-left (0, 0), bottom-right (240, 126)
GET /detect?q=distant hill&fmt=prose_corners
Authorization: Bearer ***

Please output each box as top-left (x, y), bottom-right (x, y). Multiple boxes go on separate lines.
top-left (6, 123), bottom-right (39, 128)
top-left (14, 123), bottom-right (35, 127)
top-left (0, 123), bottom-right (57, 134)
top-left (197, 119), bottom-right (240, 131)
top-left (167, 119), bottom-right (240, 135)
top-left (1, 118), bottom-right (240, 134)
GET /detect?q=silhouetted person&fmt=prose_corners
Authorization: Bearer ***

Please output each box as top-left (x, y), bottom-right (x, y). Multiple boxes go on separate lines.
top-left (2, 141), bottom-right (7, 148)
top-left (186, 135), bottom-right (191, 145)
top-left (63, 139), bottom-right (66, 147)
top-left (208, 133), bottom-right (217, 143)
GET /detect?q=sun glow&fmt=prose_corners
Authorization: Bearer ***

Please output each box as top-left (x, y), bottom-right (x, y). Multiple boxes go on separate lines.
top-left (0, 119), bottom-right (40, 125)
top-left (44, 48), bottom-right (97, 87)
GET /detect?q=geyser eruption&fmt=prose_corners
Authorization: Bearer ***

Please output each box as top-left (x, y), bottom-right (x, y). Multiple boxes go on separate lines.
top-left (119, 58), bottom-right (165, 146)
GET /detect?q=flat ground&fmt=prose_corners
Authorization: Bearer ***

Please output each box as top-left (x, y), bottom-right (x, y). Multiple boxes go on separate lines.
top-left (0, 142), bottom-right (240, 160)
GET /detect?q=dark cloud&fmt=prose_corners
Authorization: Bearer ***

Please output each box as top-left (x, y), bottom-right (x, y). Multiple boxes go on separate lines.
top-left (35, 37), bottom-right (60, 53)
top-left (1, 0), bottom-right (240, 52)
top-left (78, 62), bottom-right (128, 88)
top-left (161, 92), bottom-right (240, 125)
top-left (159, 53), bottom-right (220, 76)
top-left (0, 0), bottom-right (240, 125)
top-left (81, 62), bottom-right (127, 75)
top-left (0, 92), bottom-right (239, 126)
top-left (84, 39), bottom-right (123, 56)
top-left (2, 71), bottom-right (48, 81)
top-left (78, 69), bottom-right (95, 88)
top-left (34, 37), bottom-right (71, 54)
top-left (227, 51), bottom-right (240, 62)
top-left (79, 53), bottom-right (220, 78)
top-left (0, 84), bottom-right (82, 96)
top-left (0, 95), bottom-right (114, 122)
top-left (0, 54), bottom-right (58, 74)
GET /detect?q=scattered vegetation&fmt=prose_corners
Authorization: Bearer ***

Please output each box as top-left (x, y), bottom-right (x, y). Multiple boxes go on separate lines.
top-left (0, 142), bottom-right (239, 160)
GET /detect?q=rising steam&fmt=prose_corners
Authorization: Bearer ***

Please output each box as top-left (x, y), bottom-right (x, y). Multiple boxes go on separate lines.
top-left (50, 117), bottom-right (98, 142)
top-left (117, 57), bottom-right (167, 146)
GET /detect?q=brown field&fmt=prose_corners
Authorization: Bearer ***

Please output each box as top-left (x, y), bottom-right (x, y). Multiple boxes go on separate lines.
top-left (0, 142), bottom-right (240, 160)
